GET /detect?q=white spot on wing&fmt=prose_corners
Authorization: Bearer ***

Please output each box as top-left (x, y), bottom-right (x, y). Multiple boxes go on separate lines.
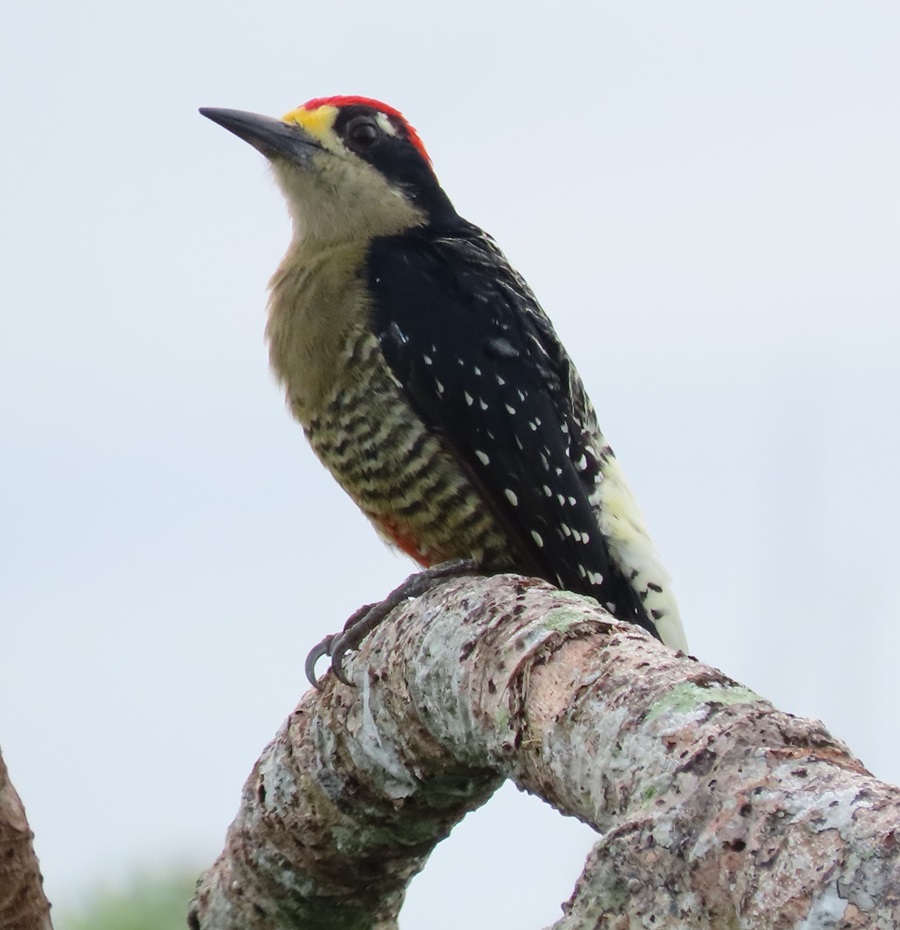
top-left (504, 489), bottom-right (518, 506)
top-left (475, 450), bottom-right (490, 465)
top-left (531, 530), bottom-right (544, 548)
top-left (464, 392), bottom-right (474, 406)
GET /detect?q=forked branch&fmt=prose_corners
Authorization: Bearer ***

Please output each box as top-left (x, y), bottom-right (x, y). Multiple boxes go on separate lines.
top-left (190, 574), bottom-right (900, 930)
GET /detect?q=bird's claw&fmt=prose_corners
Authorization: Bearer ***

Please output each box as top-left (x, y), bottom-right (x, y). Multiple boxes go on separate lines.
top-left (304, 634), bottom-right (335, 691)
top-left (303, 559), bottom-right (479, 690)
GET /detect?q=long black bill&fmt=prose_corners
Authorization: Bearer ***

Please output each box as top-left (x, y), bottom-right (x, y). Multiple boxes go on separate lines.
top-left (199, 107), bottom-right (321, 162)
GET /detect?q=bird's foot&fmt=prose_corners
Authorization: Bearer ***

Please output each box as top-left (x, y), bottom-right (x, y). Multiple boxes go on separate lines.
top-left (305, 558), bottom-right (479, 689)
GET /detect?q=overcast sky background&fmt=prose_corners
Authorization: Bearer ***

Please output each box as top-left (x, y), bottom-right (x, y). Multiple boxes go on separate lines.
top-left (2, 2), bottom-right (899, 927)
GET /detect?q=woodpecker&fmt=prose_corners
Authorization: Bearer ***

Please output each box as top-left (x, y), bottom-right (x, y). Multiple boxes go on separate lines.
top-left (200, 97), bottom-right (688, 680)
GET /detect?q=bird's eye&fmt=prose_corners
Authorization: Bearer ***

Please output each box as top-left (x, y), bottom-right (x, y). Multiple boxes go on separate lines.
top-left (347, 118), bottom-right (380, 148)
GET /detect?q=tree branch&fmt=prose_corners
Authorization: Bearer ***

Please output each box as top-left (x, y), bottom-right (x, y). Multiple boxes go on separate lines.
top-left (0, 749), bottom-right (53, 930)
top-left (190, 574), bottom-right (900, 929)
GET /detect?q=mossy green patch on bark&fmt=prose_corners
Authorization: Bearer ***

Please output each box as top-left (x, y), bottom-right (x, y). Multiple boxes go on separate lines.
top-left (646, 682), bottom-right (762, 724)
top-left (540, 606), bottom-right (591, 633)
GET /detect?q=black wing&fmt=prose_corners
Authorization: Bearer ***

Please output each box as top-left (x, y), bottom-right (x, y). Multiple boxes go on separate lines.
top-left (366, 225), bottom-right (656, 637)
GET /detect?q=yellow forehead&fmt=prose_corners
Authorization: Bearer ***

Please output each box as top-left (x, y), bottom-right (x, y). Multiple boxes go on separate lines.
top-left (281, 104), bottom-right (338, 141)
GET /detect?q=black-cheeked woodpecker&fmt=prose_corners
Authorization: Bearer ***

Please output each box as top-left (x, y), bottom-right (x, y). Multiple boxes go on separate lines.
top-left (200, 96), bottom-right (688, 684)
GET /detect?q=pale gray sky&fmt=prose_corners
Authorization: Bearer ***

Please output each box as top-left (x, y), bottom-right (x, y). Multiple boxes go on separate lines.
top-left (2, 2), bottom-right (899, 926)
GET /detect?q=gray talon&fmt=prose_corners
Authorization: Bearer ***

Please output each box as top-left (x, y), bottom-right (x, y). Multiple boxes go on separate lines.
top-left (305, 635), bottom-right (334, 690)
top-left (306, 559), bottom-right (480, 689)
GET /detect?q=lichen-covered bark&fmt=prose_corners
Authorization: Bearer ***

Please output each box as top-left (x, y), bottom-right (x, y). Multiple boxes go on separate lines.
top-left (190, 575), bottom-right (900, 929)
top-left (0, 749), bottom-right (53, 930)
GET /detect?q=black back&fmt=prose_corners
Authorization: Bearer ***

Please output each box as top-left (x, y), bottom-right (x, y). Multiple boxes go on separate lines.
top-left (366, 223), bottom-right (657, 638)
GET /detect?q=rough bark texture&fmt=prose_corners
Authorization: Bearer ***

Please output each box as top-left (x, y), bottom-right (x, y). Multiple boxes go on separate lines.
top-left (190, 574), bottom-right (900, 929)
top-left (0, 749), bottom-right (53, 930)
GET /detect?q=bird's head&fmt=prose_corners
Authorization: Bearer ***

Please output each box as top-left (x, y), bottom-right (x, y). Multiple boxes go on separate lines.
top-left (200, 96), bottom-right (456, 244)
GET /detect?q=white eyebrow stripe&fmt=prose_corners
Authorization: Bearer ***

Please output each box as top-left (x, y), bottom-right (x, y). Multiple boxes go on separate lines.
top-left (375, 112), bottom-right (398, 136)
